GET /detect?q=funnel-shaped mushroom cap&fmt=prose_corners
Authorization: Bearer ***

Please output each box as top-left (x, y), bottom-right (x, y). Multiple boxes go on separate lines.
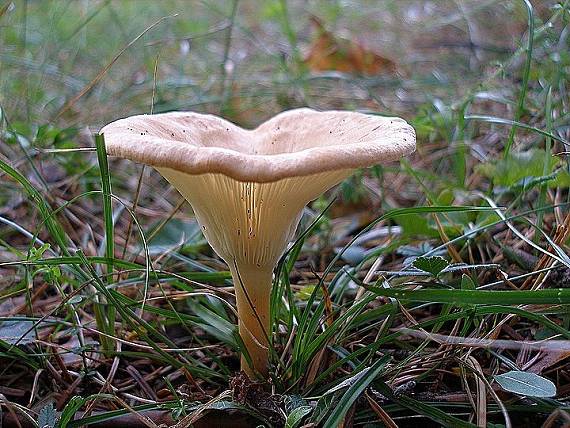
top-left (100, 109), bottom-right (415, 182)
top-left (101, 108), bottom-right (415, 268)
top-left (101, 108), bottom-right (415, 377)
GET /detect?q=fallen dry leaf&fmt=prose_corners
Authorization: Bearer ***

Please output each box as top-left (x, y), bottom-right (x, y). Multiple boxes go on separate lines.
top-left (304, 16), bottom-right (398, 76)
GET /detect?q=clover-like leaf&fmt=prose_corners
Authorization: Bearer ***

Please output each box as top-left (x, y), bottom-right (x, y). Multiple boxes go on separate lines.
top-left (412, 256), bottom-right (449, 277)
top-left (38, 402), bottom-right (57, 428)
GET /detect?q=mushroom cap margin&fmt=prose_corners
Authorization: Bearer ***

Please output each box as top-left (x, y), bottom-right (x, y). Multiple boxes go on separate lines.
top-left (100, 108), bottom-right (416, 183)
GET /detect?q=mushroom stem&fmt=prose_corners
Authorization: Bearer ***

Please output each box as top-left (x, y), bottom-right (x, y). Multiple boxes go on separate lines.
top-left (230, 263), bottom-right (273, 378)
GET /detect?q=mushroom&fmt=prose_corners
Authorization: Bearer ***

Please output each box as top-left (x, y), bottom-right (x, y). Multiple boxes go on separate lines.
top-left (100, 108), bottom-right (415, 378)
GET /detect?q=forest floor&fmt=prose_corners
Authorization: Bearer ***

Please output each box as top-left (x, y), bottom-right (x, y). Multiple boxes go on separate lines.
top-left (0, 1), bottom-right (569, 427)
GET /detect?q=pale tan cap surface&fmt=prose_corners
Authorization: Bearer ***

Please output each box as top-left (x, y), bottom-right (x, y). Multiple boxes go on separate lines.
top-left (100, 108), bottom-right (416, 183)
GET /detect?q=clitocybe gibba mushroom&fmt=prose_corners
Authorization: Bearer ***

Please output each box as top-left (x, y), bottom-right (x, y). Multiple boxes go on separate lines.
top-left (101, 108), bottom-right (415, 378)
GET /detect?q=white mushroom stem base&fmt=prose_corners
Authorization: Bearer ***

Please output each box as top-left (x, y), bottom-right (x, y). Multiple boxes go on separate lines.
top-left (230, 264), bottom-right (273, 377)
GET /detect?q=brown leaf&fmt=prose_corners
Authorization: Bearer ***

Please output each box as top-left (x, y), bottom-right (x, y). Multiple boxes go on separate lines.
top-left (304, 16), bottom-right (397, 76)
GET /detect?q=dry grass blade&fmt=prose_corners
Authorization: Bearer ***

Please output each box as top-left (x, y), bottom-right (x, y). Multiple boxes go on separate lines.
top-left (523, 212), bottom-right (570, 289)
top-left (172, 391), bottom-right (232, 428)
top-left (114, 396), bottom-right (160, 428)
top-left (0, 1), bottom-right (11, 20)
top-left (403, 329), bottom-right (570, 352)
top-left (466, 356), bottom-right (486, 428)
top-left (432, 212), bottom-right (463, 263)
top-left (53, 14), bottom-right (177, 121)
top-left (120, 54), bottom-right (159, 267)
top-left (365, 391), bottom-right (398, 428)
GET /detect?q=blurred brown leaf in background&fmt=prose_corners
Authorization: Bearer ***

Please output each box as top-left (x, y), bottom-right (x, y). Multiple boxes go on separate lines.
top-left (304, 15), bottom-right (398, 76)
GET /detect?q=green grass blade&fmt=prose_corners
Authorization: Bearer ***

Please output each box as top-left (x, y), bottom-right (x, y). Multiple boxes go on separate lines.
top-left (95, 134), bottom-right (114, 273)
top-left (465, 115), bottom-right (568, 147)
top-left (366, 287), bottom-right (570, 305)
top-left (536, 87), bottom-right (553, 236)
top-left (323, 355), bottom-right (390, 427)
top-left (504, 0), bottom-right (535, 157)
